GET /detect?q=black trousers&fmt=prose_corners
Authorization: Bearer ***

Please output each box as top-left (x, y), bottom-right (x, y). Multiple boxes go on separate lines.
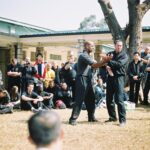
top-left (106, 76), bottom-right (126, 123)
top-left (143, 76), bottom-right (150, 103)
top-left (70, 76), bottom-right (95, 120)
top-left (129, 81), bottom-right (140, 104)
top-left (21, 101), bottom-right (42, 110)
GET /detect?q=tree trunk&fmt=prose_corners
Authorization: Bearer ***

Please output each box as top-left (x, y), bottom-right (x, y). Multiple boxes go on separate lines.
top-left (98, 0), bottom-right (126, 49)
top-left (127, 0), bottom-right (142, 58)
top-left (98, 0), bottom-right (150, 59)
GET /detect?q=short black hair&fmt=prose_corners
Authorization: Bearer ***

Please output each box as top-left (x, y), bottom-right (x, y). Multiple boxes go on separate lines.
top-left (27, 81), bottom-right (34, 87)
top-left (114, 40), bottom-right (123, 45)
top-left (36, 53), bottom-right (43, 58)
top-left (133, 52), bottom-right (140, 55)
top-left (28, 111), bottom-right (61, 147)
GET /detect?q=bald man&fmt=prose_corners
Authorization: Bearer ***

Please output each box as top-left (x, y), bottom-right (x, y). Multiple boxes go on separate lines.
top-left (69, 41), bottom-right (111, 125)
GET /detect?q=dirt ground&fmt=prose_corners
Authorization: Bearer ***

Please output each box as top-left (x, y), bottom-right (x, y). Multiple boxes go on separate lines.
top-left (0, 106), bottom-right (150, 150)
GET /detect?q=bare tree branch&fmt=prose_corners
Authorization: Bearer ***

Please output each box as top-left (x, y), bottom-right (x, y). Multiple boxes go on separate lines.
top-left (123, 24), bottom-right (130, 40)
top-left (139, 0), bottom-right (150, 17)
top-left (98, 0), bottom-right (126, 45)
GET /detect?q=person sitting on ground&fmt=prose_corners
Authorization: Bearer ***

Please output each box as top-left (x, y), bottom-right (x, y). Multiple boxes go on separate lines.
top-left (37, 84), bottom-right (54, 109)
top-left (10, 86), bottom-right (21, 109)
top-left (0, 88), bottom-right (13, 114)
top-left (44, 80), bottom-right (60, 104)
top-left (28, 110), bottom-right (64, 150)
top-left (21, 82), bottom-right (43, 112)
top-left (95, 77), bottom-right (106, 107)
top-left (56, 82), bottom-right (73, 108)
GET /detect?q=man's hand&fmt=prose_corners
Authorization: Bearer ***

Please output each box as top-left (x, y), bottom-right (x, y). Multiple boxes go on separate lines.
top-left (33, 99), bottom-right (38, 104)
top-left (6, 103), bottom-right (14, 107)
top-left (102, 55), bottom-right (113, 63)
top-left (133, 76), bottom-right (138, 80)
top-left (146, 67), bottom-right (150, 72)
top-left (39, 78), bottom-right (44, 81)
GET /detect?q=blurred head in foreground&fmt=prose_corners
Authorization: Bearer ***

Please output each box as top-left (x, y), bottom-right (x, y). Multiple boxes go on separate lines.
top-left (28, 111), bottom-right (63, 150)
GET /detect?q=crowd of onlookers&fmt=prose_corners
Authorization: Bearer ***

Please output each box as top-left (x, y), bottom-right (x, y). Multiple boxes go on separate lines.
top-left (0, 46), bottom-right (150, 114)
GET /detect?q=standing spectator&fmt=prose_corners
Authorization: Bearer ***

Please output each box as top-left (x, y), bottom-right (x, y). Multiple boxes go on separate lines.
top-left (105, 40), bottom-right (128, 126)
top-left (21, 82), bottom-right (43, 112)
top-left (21, 57), bottom-right (37, 92)
top-left (69, 41), bottom-right (111, 125)
top-left (141, 47), bottom-right (150, 63)
top-left (128, 52), bottom-right (144, 106)
top-left (0, 70), bottom-right (3, 88)
top-left (7, 58), bottom-right (22, 92)
top-left (45, 63), bottom-right (55, 82)
top-left (28, 111), bottom-right (64, 150)
top-left (140, 47), bottom-right (150, 90)
top-left (60, 62), bottom-right (76, 101)
top-left (0, 88), bottom-right (13, 114)
top-left (143, 61), bottom-right (150, 105)
top-left (52, 62), bottom-right (61, 85)
top-left (34, 53), bottom-right (46, 82)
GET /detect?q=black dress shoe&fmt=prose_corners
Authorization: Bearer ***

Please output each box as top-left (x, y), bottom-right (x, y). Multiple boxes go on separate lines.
top-left (141, 101), bottom-right (149, 105)
top-left (105, 118), bottom-right (117, 123)
top-left (88, 118), bottom-right (98, 122)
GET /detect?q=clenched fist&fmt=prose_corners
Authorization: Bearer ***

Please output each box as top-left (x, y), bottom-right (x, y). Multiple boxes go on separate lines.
top-left (101, 55), bottom-right (113, 63)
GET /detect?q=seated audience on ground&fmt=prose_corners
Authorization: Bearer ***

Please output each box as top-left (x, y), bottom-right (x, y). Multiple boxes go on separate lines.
top-left (21, 82), bottom-right (43, 112)
top-left (28, 111), bottom-right (63, 150)
top-left (95, 77), bottom-right (106, 107)
top-left (0, 88), bottom-right (13, 114)
top-left (56, 82), bottom-right (73, 108)
top-left (44, 80), bottom-right (60, 104)
top-left (10, 86), bottom-right (21, 109)
top-left (37, 84), bottom-right (54, 109)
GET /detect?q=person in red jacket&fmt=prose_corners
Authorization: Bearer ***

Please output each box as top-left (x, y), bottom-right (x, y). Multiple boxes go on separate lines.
top-left (34, 53), bottom-right (46, 82)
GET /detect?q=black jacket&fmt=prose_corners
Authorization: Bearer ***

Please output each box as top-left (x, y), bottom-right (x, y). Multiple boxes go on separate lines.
top-left (128, 60), bottom-right (144, 82)
top-left (108, 50), bottom-right (128, 77)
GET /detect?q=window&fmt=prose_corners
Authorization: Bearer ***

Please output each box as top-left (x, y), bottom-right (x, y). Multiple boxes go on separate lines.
top-left (50, 54), bottom-right (61, 60)
top-left (22, 51), bottom-right (26, 60)
top-left (31, 52), bottom-right (36, 61)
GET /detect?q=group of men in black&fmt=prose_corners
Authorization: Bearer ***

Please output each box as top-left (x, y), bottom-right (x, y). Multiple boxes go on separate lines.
top-left (69, 41), bottom-right (150, 126)
top-left (0, 40), bottom-right (149, 127)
